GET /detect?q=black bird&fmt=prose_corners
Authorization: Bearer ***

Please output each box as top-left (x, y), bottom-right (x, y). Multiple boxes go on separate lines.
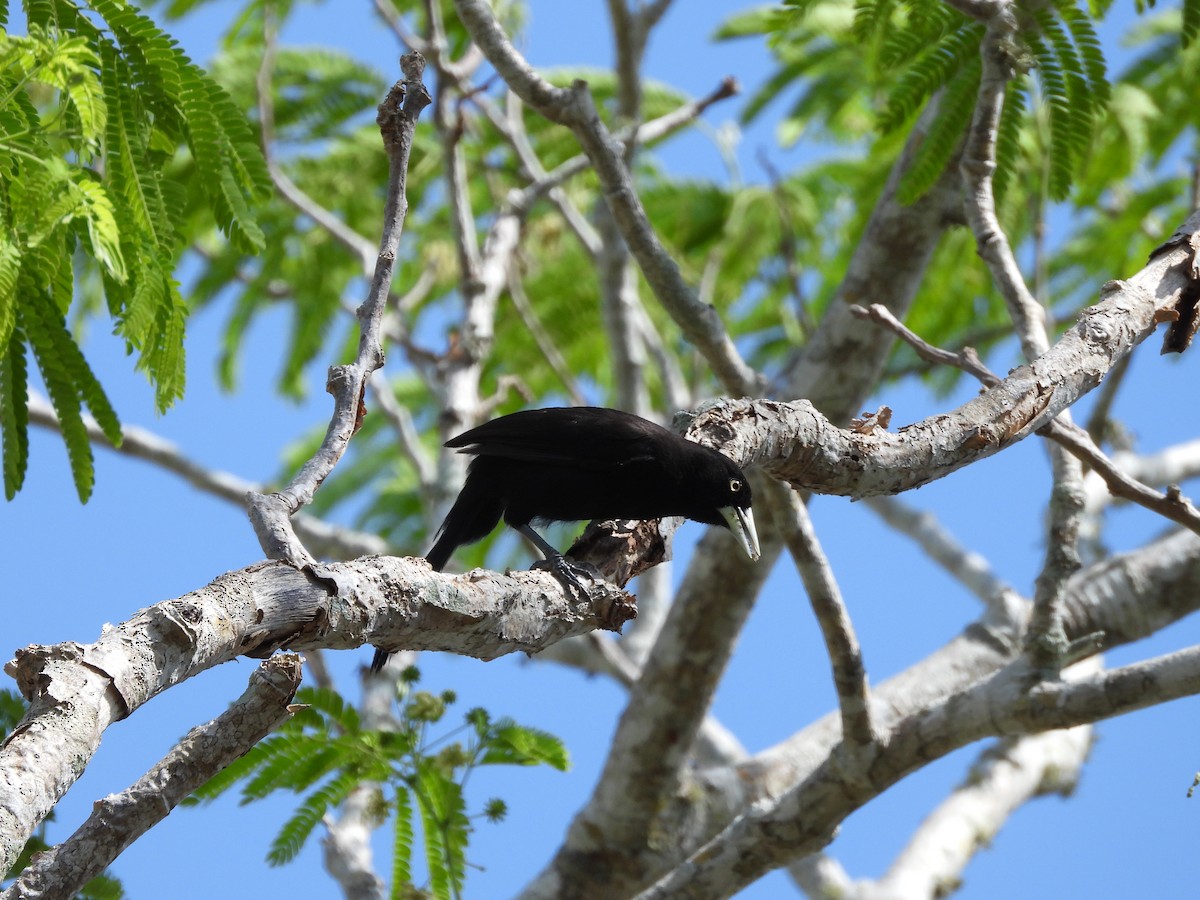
top-left (370, 407), bottom-right (760, 672)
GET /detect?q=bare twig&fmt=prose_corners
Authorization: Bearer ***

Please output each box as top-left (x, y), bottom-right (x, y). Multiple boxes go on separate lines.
top-left (779, 491), bottom-right (876, 748)
top-left (246, 55), bottom-right (432, 565)
top-left (367, 371), bottom-right (436, 489)
top-left (498, 89), bottom-right (602, 255)
top-left (1044, 420), bottom-right (1200, 534)
top-left (849, 303), bottom-right (1200, 537)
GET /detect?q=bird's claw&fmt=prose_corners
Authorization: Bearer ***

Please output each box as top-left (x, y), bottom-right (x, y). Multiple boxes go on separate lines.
top-left (533, 554), bottom-right (597, 596)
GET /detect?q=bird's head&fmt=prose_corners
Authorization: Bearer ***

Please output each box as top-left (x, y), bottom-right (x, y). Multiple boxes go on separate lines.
top-left (692, 450), bottom-right (760, 561)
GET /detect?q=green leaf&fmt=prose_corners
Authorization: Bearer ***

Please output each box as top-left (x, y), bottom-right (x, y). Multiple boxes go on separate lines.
top-left (73, 175), bottom-right (127, 282)
top-left (0, 325), bottom-right (29, 499)
top-left (879, 22), bottom-right (984, 133)
top-left (1027, 29), bottom-right (1075, 201)
top-left (294, 686), bottom-right (362, 733)
top-left (0, 688), bottom-right (26, 738)
top-left (391, 786), bottom-right (415, 899)
top-left (19, 290), bottom-right (97, 502)
top-left (1184, 0), bottom-right (1200, 45)
top-left (78, 870), bottom-right (125, 900)
top-left (0, 237), bottom-right (18, 351)
top-left (415, 761), bottom-right (468, 900)
top-left (267, 769), bottom-right (360, 866)
top-left (992, 74), bottom-right (1028, 200)
top-left (480, 720), bottom-right (570, 771)
top-left (895, 58), bottom-right (980, 204)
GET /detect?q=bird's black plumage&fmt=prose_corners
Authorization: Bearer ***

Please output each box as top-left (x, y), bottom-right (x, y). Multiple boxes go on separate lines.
top-left (370, 407), bottom-right (758, 673)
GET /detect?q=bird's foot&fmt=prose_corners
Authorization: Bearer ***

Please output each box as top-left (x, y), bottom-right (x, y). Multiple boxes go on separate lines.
top-left (532, 553), bottom-right (599, 596)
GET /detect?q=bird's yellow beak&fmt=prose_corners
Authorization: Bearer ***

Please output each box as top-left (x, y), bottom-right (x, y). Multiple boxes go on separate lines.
top-left (720, 505), bottom-right (761, 561)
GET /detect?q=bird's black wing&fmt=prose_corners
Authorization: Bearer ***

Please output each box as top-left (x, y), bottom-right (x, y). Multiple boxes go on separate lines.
top-left (445, 407), bottom-right (671, 469)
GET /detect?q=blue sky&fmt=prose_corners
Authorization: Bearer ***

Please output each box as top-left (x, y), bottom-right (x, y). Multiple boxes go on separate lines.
top-left (5, 1), bottom-right (1200, 898)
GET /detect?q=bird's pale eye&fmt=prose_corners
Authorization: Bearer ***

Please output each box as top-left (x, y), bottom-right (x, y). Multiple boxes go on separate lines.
top-left (729, 478), bottom-right (742, 493)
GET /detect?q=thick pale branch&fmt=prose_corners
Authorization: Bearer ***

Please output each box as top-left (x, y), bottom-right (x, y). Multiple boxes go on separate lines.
top-left (2, 656), bottom-right (302, 899)
top-left (699, 222), bottom-right (1198, 496)
top-left (851, 302), bottom-right (1200, 537)
top-left (0, 560), bottom-right (632, 874)
top-left (874, 726), bottom-right (1092, 898)
top-left (642, 647), bottom-right (1200, 898)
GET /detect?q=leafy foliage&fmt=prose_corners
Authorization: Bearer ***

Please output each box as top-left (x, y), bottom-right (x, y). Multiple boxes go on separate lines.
top-left (190, 671), bottom-right (568, 898)
top-left (743, 0), bottom-right (1184, 206)
top-left (0, 1), bottom-right (268, 499)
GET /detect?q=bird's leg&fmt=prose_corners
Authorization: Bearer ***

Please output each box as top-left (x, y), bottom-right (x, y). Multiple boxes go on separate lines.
top-left (516, 524), bottom-right (595, 594)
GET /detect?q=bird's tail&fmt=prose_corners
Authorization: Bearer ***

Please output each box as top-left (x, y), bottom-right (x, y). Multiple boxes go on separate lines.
top-left (425, 469), bottom-right (503, 571)
top-left (370, 466), bottom-right (502, 675)
top-left (369, 647), bottom-right (392, 674)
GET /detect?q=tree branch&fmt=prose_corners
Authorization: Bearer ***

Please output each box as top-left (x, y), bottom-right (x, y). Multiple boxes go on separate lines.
top-left (641, 646), bottom-right (1200, 898)
top-left (26, 392), bottom-right (389, 560)
top-left (779, 491), bottom-right (876, 748)
top-left (850, 302), bottom-right (1200, 537)
top-left (702, 219), bottom-right (1199, 497)
top-left (874, 726), bottom-right (1092, 898)
top-left (2, 656), bottom-right (302, 899)
top-left (246, 55), bottom-right (432, 565)
top-left (452, 0), bottom-right (761, 396)
top-left (0, 559), bottom-right (634, 874)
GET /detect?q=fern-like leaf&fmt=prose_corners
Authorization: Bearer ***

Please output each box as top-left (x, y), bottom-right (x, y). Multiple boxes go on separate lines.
top-left (19, 291), bottom-right (95, 501)
top-left (137, 273), bottom-right (187, 411)
top-left (879, 23), bottom-right (984, 132)
top-left (294, 686), bottom-right (362, 734)
top-left (101, 52), bottom-right (175, 253)
top-left (415, 761), bottom-right (469, 898)
top-left (0, 237), bottom-right (18, 351)
top-left (73, 174), bottom-right (127, 283)
top-left (1183, 0), bottom-right (1199, 46)
top-left (391, 786), bottom-right (415, 899)
top-left (1026, 30), bottom-right (1073, 201)
top-left (480, 720), bottom-right (571, 771)
top-left (241, 736), bottom-right (332, 801)
top-left (0, 325), bottom-right (29, 499)
top-left (415, 766), bottom-right (454, 900)
top-left (266, 770), bottom-right (361, 866)
top-left (992, 74), bottom-right (1028, 200)
top-left (896, 58), bottom-right (981, 203)
top-left (1057, 2), bottom-right (1109, 102)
